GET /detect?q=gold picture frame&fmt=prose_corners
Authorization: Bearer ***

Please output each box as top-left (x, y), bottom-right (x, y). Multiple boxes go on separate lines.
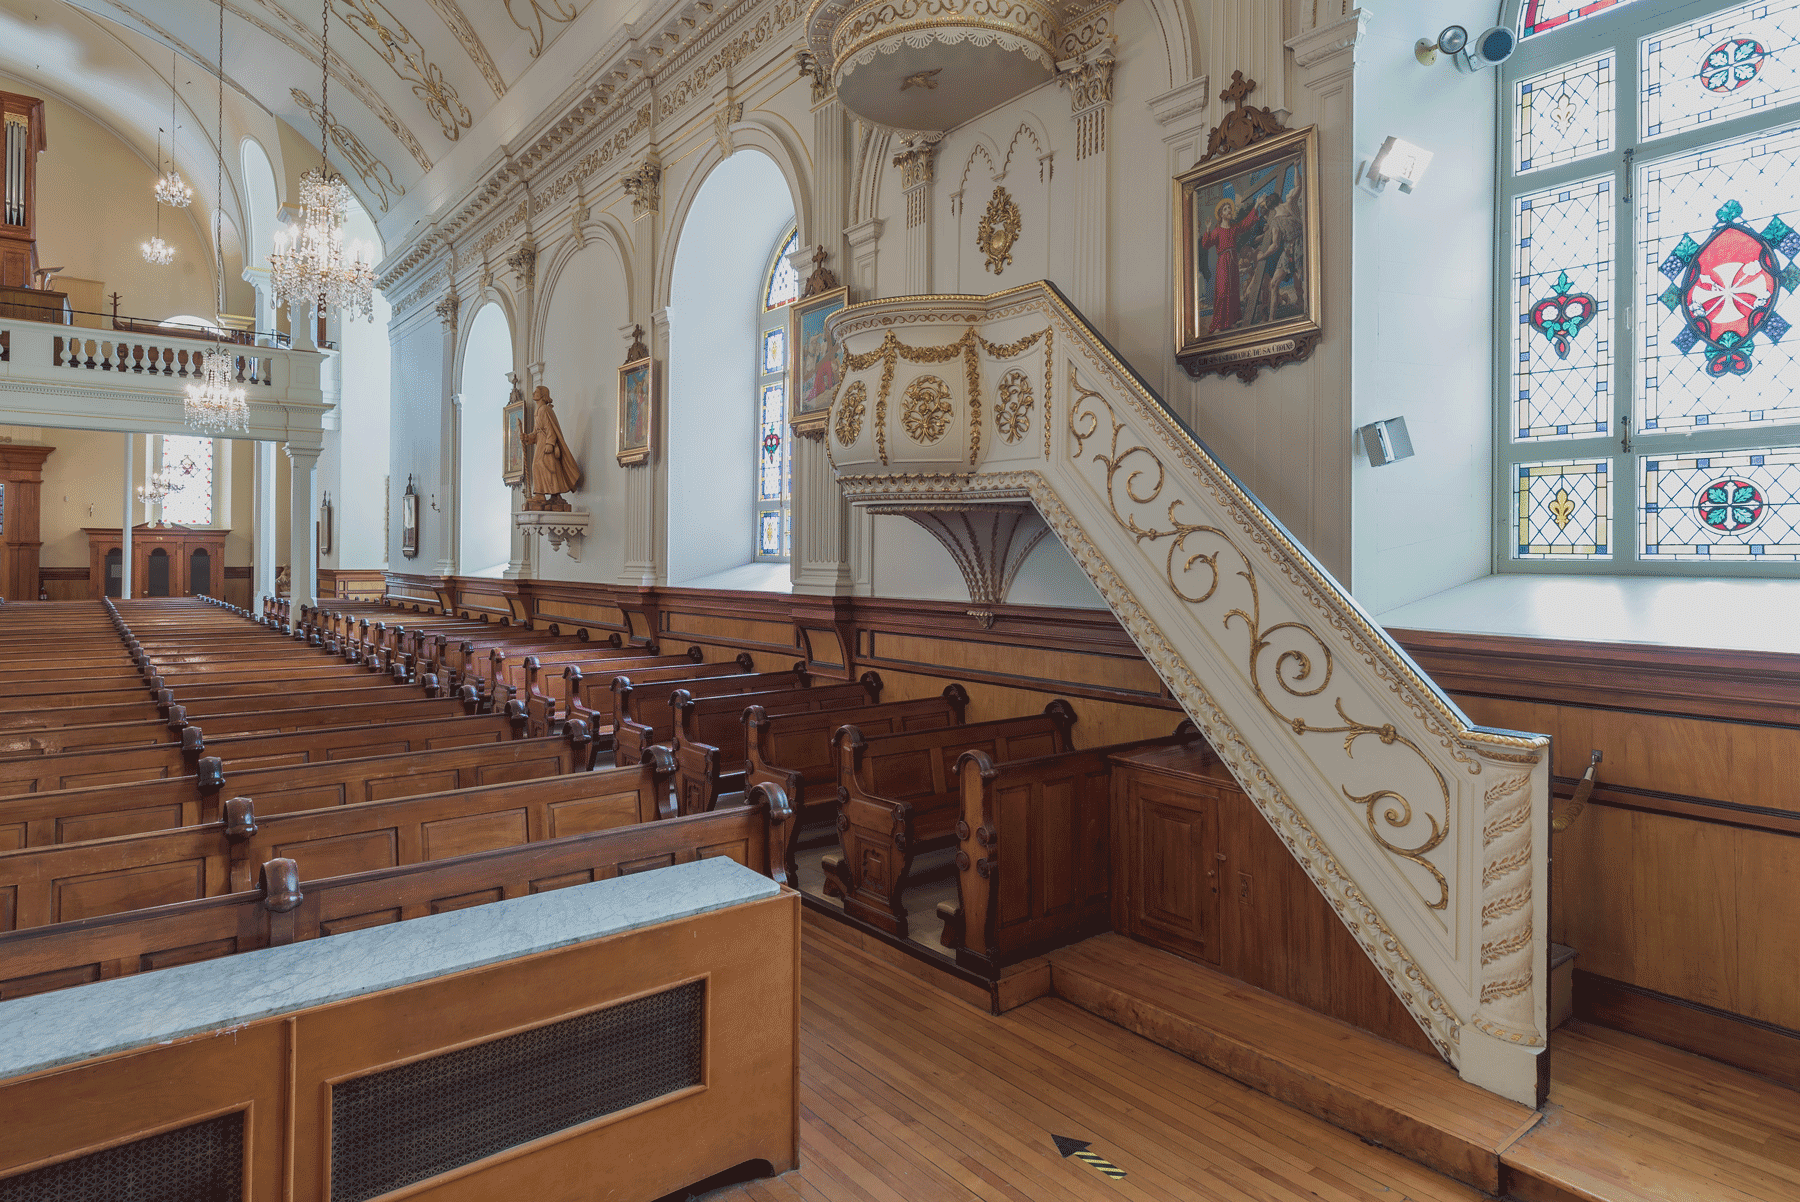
top-left (789, 284), bottom-right (848, 437)
top-left (502, 395), bottom-right (526, 486)
top-left (1173, 122), bottom-right (1322, 383)
top-left (617, 355), bottom-right (657, 467)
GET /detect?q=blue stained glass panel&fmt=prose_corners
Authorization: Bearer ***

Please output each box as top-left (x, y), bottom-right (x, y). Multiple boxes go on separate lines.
top-left (1516, 52), bottom-right (1614, 175)
top-left (1515, 458), bottom-right (1612, 559)
top-left (765, 231), bottom-right (800, 310)
top-left (1641, 444), bottom-right (1800, 559)
top-left (762, 328), bottom-right (786, 374)
top-left (759, 383), bottom-right (788, 503)
top-left (1641, 0), bottom-right (1800, 142)
top-left (1637, 124), bottom-right (1800, 432)
top-left (1513, 174), bottom-right (1614, 441)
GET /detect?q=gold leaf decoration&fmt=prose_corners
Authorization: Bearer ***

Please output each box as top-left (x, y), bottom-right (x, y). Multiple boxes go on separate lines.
top-left (901, 375), bottom-right (954, 444)
top-left (835, 380), bottom-right (867, 447)
top-left (994, 369), bottom-right (1033, 443)
top-left (978, 184), bottom-right (1021, 274)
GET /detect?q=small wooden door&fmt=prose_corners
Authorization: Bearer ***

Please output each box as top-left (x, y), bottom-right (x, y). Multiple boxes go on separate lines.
top-left (1113, 766), bottom-right (1221, 965)
top-left (147, 548), bottom-right (170, 597)
top-left (190, 548), bottom-right (211, 597)
top-left (103, 548), bottom-right (121, 598)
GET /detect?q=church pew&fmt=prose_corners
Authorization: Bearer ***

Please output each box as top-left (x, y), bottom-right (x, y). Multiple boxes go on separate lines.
top-left (0, 733), bottom-right (587, 844)
top-left (941, 726), bottom-right (1199, 975)
top-left (664, 673), bottom-right (891, 816)
top-left (741, 685), bottom-right (971, 880)
top-left (609, 666), bottom-right (818, 769)
top-left (0, 699), bottom-right (161, 731)
top-left (829, 703), bottom-right (1078, 937)
top-left (0, 719), bottom-right (174, 760)
top-left (163, 695), bottom-right (468, 739)
top-left (0, 754), bottom-right (677, 930)
top-left (157, 683), bottom-right (425, 723)
top-left (493, 645), bottom-right (701, 713)
top-left (563, 654), bottom-right (756, 743)
top-left (519, 648), bottom-right (704, 733)
top-left (0, 803), bottom-right (778, 1000)
top-left (0, 712), bottom-right (525, 797)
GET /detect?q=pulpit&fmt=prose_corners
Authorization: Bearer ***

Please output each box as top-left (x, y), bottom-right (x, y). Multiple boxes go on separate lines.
top-left (84, 525), bottom-right (229, 599)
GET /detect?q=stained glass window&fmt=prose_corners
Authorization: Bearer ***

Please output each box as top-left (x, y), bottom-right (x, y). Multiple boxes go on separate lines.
top-left (1641, 0), bottom-right (1800, 141)
top-left (755, 226), bottom-right (797, 560)
top-left (159, 435), bottom-right (213, 526)
top-left (764, 231), bottom-right (800, 310)
top-left (1637, 124), bottom-right (1800, 432)
top-left (1520, 0), bottom-right (1639, 40)
top-left (1642, 445), bottom-right (1800, 558)
top-left (1514, 175), bottom-right (1614, 440)
top-left (1517, 52), bottom-right (1615, 174)
top-left (1516, 459), bottom-right (1612, 558)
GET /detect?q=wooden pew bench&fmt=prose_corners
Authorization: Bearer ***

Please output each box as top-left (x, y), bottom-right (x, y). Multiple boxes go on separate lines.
top-left (610, 666), bottom-right (826, 768)
top-left (561, 654), bottom-right (755, 744)
top-left (0, 732), bottom-right (588, 843)
top-left (519, 648), bottom-right (702, 734)
top-left (0, 802), bottom-right (778, 999)
top-left (828, 702), bottom-right (1077, 936)
top-left (0, 755), bottom-right (677, 930)
top-left (164, 695), bottom-right (468, 739)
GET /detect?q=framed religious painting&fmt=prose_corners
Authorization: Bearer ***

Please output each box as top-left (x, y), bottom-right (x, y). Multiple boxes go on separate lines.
top-left (617, 355), bottom-right (657, 467)
top-left (502, 395), bottom-right (526, 486)
top-left (789, 284), bottom-right (848, 436)
top-left (401, 477), bottom-right (419, 559)
top-left (1174, 122), bottom-right (1323, 382)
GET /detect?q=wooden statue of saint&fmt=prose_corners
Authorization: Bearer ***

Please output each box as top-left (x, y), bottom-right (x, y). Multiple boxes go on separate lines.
top-left (522, 385), bottom-right (582, 511)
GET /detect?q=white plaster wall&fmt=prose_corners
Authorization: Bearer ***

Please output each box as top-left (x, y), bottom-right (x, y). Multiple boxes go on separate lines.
top-left (536, 236), bottom-right (631, 583)
top-left (1349, 3), bottom-right (1496, 613)
top-left (458, 302), bottom-right (515, 576)
top-left (388, 310), bottom-right (444, 567)
top-left (665, 151), bottom-right (796, 586)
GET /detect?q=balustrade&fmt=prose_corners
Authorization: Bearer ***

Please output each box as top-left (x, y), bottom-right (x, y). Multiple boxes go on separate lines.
top-left (50, 335), bottom-right (274, 385)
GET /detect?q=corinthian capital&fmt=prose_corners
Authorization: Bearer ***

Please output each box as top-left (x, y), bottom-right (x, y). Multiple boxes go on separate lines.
top-left (622, 158), bottom-right (662, 220)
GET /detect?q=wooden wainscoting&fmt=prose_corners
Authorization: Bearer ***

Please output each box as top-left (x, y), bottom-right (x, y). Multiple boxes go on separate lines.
top-left (1395, 628), bottom-right (1800, 1089)
top-left (317, 567), bottom-right (386, 601)
top-left (36, 566), bottom-right (86, 602)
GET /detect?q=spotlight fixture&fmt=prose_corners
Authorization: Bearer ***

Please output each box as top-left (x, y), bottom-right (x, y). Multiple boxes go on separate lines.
top-left (1415, 24), bottom-right (1467, 66)
top-left (1362, 136), bottom-right (1434, 195)
top-left (1358, 417), bottom-right (1415, 467)
top-left (1456, 25), bottom-right (1517, 72)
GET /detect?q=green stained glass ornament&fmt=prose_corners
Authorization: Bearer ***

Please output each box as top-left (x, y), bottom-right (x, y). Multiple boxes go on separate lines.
top-left (1673, 233), bottom-right (1700, 261)
top-left (1764, 215), bottom-right (1793, 245)
top-left (1660, 283), bottom-right (1685, 311)
top-left (1781, 263), bottom-right (1800, 295)
top-left (1717, 199), bottom-right (1744, 224)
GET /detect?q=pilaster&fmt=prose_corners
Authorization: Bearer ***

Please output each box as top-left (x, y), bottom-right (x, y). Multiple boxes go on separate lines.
top-left (892, 135), bottom-right (941, 294)
top-left (435, 292), bottom-right (460, 576)
top-left (285, 444), bottom-right (320, 607)
top-left (623, 307), bottom-right (669, 587)
top-left (254, 441), bottom-right (278, 603)
top-left (845, 218), bottom-right (884, 298)
top-left (1059, 48), bottom-right (1116, 322)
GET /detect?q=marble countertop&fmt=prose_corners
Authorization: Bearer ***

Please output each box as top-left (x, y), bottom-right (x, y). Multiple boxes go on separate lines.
top-left (0, 857), bottom-right (780, 1082)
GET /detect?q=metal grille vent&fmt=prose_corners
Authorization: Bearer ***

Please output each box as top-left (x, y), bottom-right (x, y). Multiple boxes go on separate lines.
top-left (0, 1111), bottom-right (242, 1202)
top-left (331, 979), bottom-right (704, 1202)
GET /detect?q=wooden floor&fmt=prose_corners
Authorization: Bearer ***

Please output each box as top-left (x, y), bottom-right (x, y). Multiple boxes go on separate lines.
top-left (697, 930), bottom-right (1484, 1202)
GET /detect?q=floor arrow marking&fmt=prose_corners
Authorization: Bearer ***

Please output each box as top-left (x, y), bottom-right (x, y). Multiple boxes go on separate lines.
top-left (1052, 1134), bottom-right (1127, 1181)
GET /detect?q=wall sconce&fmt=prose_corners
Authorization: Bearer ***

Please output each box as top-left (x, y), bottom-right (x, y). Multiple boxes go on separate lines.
top-left (1359, 136), bottom-right (1434, 195)
top-left (1358, 417), bottom-right (1415, 467)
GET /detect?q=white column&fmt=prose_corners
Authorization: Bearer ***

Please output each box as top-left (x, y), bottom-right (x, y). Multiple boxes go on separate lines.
top-left (1061, 50), bottom-right (1116, 322)
top-left (286, 445), bottom-right (320, 607)
top-left (436, 295), bottom-right (460, 577)
top-left (290, 299), bottom-right (317, 352)
top-left (120, 433), bottom-right (134, 600)
top-left (893, 137), bottom-right (940, 294)
top-left (242, 267), bottom-right (275, 345)
top-left (254, 441), bottom-right (278, 607)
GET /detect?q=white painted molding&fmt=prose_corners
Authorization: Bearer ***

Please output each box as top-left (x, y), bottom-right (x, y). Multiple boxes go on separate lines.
top-left (516, 509), bottom-right (592, 562)
top-left (1147, 75), bottom-right (1210, 127)
top-left (1286, 8), bottom-right (1371, 70)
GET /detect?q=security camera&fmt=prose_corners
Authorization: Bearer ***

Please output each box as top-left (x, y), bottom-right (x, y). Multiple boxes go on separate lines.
top-left (1456, 25), bottom-right (1517, 71)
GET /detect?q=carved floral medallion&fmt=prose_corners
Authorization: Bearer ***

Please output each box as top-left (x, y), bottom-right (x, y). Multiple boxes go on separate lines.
top-left (836, 380), bottom-right (868, 446)
top-left (994, 369), bottom-right (1033, 443)
top-left (901, 375), bottom-right (954, 444)
top-left (978, 185), bottom-right (1022, 274)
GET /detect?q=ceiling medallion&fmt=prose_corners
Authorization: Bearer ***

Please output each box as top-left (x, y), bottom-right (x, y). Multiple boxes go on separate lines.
top-left (978, 185), bottom-right (1021, 274)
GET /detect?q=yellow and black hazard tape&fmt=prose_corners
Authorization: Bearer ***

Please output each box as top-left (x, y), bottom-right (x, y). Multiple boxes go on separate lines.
top-left (1071, 1149), bottom-right (1127, 1180)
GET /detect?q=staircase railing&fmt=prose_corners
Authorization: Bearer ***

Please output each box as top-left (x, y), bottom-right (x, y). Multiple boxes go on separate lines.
top-left (824, 282), bottom-right (1552, 1105)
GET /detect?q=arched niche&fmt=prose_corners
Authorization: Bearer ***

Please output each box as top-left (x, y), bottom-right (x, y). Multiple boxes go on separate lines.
top-left (664, 150), bottom-right (797, 587)
top-left (457, 300), bottom-right (515, 576)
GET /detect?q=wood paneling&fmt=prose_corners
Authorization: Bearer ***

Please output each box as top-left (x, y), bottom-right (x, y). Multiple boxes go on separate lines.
top-left (1574, 973), bottom-right (1800, 1092)
top-left (1110, 743), bottom-right (1437, 1055)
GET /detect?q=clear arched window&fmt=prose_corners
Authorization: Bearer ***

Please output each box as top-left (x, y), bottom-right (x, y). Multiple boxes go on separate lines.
top-left (1499, 0), bottom-right (1800, 572)
top-left (756, 226), bottom-right (799, 560)
top-left (159, 435), bottom-right (214, 526)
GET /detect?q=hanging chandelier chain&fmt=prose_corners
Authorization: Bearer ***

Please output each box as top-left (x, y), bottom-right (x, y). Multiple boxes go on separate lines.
top-left (186, 0), bottom-right (248, 435)
top-left (215, 0), bottom-right (224, 326)
top-left (320, 0), bottom-right (330, 176)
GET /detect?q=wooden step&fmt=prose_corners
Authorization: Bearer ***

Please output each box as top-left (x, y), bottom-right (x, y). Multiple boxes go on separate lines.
top-left (1048, 932), bottom-right (1538, 1194)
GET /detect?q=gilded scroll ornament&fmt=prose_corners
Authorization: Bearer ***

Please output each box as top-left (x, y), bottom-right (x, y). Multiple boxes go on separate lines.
top-left (836, 380), bottom-right (867, 446)
top-left (334, 0), bottom-right (473, 141)
top-left (1069, 376), bottom-right (1453, 910)
top-left (505, 0), bottom-right (582, 58)
top-left (291, 88), bottom-right (405, 212)
top-left (901, 376), bottom-right (954, 444)
top-left (978, 185), bottom-right (1021, 274)
top-left (994, 369), bottom-right (1033, 443)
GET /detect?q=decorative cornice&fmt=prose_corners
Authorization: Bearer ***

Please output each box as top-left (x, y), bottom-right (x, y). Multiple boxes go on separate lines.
top-left (1146, 73), bottom-right (1209, 127)
top-left (1286, 7), bottom-right (1370, 70)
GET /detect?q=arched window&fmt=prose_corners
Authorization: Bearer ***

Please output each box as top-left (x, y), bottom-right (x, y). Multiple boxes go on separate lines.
top-left (1499, 0), bottom-right (1800, 572)
top-left (160, 435), bottom-right (213, 526)
top-left (756, 226), bottom-right (799, 560)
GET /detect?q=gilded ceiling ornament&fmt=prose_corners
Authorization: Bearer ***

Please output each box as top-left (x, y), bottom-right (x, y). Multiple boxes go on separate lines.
top-left (994, 369), bottom-right (1033, 443)
top-left (291, 88), bottom-right (405, 212)
top-left (435, 293), bottom-right (460, 328)
top-left (835, 380), bottom-right (867, 446)
top-left (505, 244), bottom-right (537, 288)
top-left (423, 0), bottom-right (504, 97)
top-left (901, 68), bottom-right (942, 91)
top-left (334, 0), bottom-right (473, 141)
top-left (901, 375), bottom-right (954, 444)
top-left (978, 185), bottom-right (1021, 275)
top-left (505, 0), bottom-right (582, 58)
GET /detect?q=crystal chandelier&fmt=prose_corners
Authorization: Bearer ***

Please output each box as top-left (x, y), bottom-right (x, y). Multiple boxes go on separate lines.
top-left (268, 0), bottom-right (375, 322)
top-left (135, 468), bottom-right (182, 506)
top-left (185, 0), bottom-right (247, 435)
top-left (143, 127), bottom-right (176, 266)
top-left (141, 235), bottom-right (174, 266)
top-left (185, 349), bottom-right (248, 433)
top-left (155, 56), bottom-right (192, 207)
top-left (269, 168), bottom-right (376, 321)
